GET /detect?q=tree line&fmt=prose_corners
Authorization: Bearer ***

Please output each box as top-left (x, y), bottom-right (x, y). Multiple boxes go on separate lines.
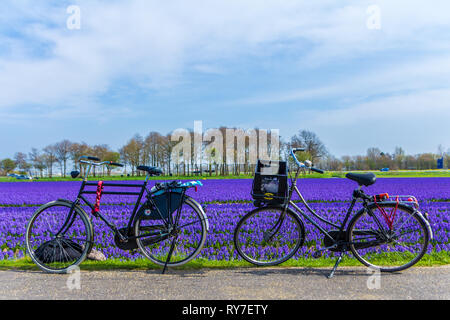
top-left (318, 146), bottom-right (449, 171)
top-left (0, 129), bottom-right (448, 177)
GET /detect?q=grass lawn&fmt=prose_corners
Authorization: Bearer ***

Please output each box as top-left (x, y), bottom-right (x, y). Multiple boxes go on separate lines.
top-left (1, 170), bottom-right (449, 182)
top-left (1, 251), bottom-right (448, 272)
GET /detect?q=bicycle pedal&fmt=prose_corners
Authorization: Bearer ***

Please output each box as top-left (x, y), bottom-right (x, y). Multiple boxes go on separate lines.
top-left (312, 251), bottom-right (323, 258)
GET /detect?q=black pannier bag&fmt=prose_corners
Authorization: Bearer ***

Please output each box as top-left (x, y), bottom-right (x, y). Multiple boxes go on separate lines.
top-left (251, 160), bottom-right (288, 206)
top-left (137, 187), bottom-right (184, 220)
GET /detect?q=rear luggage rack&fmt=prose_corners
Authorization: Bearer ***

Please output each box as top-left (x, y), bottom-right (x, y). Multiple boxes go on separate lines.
top-left (372, 193), bottom-right (421, 230)
top-left (373, 193), bottom-right (419, 209)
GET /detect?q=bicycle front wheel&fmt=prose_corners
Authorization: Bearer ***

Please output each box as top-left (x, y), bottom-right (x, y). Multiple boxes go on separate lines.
top-left (25, 200), bottom-right (93, 274)
top-left (348, 203), bottom-right (430, 272)
top-left (135, 197), bottom-right (207, 267)
top-left (234, 206), bottom-right (305, 266)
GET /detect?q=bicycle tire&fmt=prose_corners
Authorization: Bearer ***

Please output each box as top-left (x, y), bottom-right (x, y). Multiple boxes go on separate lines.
top-left (25, 200), bottom-right (94, 274)
top-left (348, 202), bottom-right (430, 272)
top-left (234, 206), bottom-right (305, 266)
top-left (135, 197), bottom-right (207, 267)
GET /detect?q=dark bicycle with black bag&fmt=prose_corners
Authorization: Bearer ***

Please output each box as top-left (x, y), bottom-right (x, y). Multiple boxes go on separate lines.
top-left (25, 156), bottom-right (208, 274)
top-left (234, 148), bottom-right (433, 278)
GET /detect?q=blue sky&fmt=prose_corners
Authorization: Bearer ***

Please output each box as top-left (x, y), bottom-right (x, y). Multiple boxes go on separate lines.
top-left (1, 0), bottom-right (450, 158)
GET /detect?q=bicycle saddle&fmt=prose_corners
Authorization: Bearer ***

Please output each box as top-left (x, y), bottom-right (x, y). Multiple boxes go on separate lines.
top-left (137, 165), bottom-right (163, 176)
top-left (345, 172), bottom-right (376, 186)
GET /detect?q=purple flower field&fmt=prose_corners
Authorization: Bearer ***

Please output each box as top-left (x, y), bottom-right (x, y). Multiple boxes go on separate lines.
top-left (1, 177), bottom-right (449, 205)
top-left (0, 178), bottom-right (449, 261)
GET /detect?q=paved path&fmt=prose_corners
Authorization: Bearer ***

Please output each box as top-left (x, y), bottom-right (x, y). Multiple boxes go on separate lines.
top-left (0, 266), bottom-right (449, 300)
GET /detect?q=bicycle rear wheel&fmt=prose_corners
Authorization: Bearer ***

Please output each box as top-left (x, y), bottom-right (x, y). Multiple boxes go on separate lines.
top-left (234, 206), bottom-right (305, 266)
top-left (348, 203), bottom-right (429, 272)
top-left (135, 197), bottom-right (207, 267)
top-left (25, 200), bottom-right (93, 274)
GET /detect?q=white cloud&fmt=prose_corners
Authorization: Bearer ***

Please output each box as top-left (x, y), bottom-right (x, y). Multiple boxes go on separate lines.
top-left (296, 88), bottom-right (450, 156)
top-left (1, 0), bottom-right (450, 157)
top-left (232, 53), bottom-right (450, 107)
top-left (3, 0), bottom-right (450, 111)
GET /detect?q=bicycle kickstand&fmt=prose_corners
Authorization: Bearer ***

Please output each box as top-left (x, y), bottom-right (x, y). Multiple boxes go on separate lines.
top-left (327, 252), bottom-right (343, 279)
top-left (162, 237), bottom-right (177, 274)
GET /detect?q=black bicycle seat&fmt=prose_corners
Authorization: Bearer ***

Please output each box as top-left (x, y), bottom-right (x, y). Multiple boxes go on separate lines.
top-left (345, 172), bottom-right (376, 186)
top-left (137, 165), bottom-right (163, 176)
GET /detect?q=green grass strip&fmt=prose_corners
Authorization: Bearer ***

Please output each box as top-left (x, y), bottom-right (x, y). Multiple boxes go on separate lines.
top-left (1, 251), bottom-right (448, 271)
top-left (1, 170), bottom-right (449, 183)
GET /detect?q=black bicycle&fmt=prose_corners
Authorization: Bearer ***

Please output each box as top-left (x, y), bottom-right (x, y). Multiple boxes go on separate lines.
top-left (234, 148), bottom-right (433, 278)
top-left (25, 156), bottom-right (208, 274)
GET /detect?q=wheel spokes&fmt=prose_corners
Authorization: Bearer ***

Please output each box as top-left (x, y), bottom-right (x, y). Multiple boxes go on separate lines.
top-left (136, 199), bottom-right (206, 267)
top-left (350, 205), bottom-right (428, 270)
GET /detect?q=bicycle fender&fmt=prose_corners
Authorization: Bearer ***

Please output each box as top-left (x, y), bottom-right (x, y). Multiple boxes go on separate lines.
top-left (56, 198), bottom-right (77, 206)
top-left (185, 196), bottom-right (209, 231)
top-left (414, 210), bottom-right (434, 241)
top-left (56, 199), bottom-right (90, 218)
top-left (51, 199), bottom-right (94, 252)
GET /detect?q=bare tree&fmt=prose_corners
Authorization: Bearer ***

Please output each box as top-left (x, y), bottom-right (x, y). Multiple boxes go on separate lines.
top-left (14, 152), bottom-right (32, 175)
top-left (119, 134), bottom-right (144, 176)
top-left (92, 144), bottom-right (110, 176)
top-left (366, 147), bottom-right (383, 170)
top-left (1, 158), bottom-right (16, 175)
top-left (341, 155), bottom-right (353, 171)
top-left (43, 144), bottom-right (58, 178)
top-left (29, 148), bottom-right (46, 177)
top-left (69, 142), bottom-right (92, 176)
top-left (393, 146), bottom-right (405, 170)
top-left (160, 133), bottom-right (177, 175)
top-left (290, 130), bottom-right (327, 164)
top-left (143, 132), bottom-right (162, 167)
top-left (416, 153), bottom-right (436, 170)
top-left (54, 140), bottom-right (73, 177)
top-left (103, 151), bottom-right (121, 176)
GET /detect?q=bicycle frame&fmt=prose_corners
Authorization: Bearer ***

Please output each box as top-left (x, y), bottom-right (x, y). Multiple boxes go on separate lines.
top-left (282, 165), bottom-right (358, 246)
top-left (44, 157), bottom-right (206, 274)
top-left (270, 150), bottom-right (399, 278)
top-left (77, 180), bottom-right (148, 236)
top-left (56, 160), bottom-right (184, 244)
top-left (276, 151), bottom-right (389, 252)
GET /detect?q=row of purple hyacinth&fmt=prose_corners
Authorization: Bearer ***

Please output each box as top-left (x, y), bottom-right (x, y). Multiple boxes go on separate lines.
top-left (0, 178), bottom-right (449, 206)
top-left (1, 200), bottom-right (448, 260)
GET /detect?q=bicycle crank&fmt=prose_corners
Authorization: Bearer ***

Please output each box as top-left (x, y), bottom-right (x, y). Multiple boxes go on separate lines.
top-left (312, 243), bottom-right (338, 258)
top-left (114, 228), bottom-right (139, 250)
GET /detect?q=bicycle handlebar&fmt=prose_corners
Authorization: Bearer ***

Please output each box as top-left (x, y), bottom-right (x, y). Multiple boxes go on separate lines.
top-left (290, 148), bottom-right (325, 174)
top-left (79, 156), bottom-right (101, 161)
top-left (79, 156), bottom-right (124, 168)
top-left (107, 161), bottom-right (124, 167)
top-left (311, 167), bottom-right (324, 174)
top-left (290, 149), bottom-right (303, 167)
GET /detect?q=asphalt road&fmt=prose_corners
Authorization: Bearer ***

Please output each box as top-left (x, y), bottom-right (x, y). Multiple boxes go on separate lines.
top-left (0, 266), bottom-right (448, 300)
